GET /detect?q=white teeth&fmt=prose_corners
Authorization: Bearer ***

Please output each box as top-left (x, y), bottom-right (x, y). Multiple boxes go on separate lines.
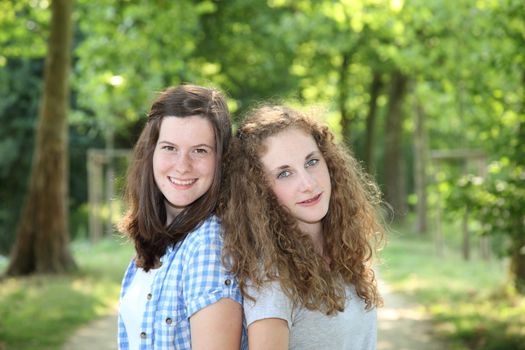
top-left (169, 177), bottom-right (196, 186)
top-left (302, 194), bottom-right (320, 203)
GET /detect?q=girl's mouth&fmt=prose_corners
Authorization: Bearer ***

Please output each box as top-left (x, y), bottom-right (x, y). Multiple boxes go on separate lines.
top-left (168, 177), bottom-right (197, 187)
top-left (297, 193), bottom-right (322, 206)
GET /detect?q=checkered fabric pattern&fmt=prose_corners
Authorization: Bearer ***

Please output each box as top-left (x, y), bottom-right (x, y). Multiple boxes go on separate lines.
top-left (118, 215), bottom-right (247, 349)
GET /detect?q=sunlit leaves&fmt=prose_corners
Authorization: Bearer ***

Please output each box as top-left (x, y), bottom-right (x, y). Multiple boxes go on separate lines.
top-left (0, 0), bottom-right (49, 59)
top-left (74, 0), bottom-right (204, 133)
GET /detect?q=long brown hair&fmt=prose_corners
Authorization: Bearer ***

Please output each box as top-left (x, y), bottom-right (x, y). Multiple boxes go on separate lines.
top-left (219, 105), bottom-right (384, 314)
top-left (120, 84), bottom-right (231, 271)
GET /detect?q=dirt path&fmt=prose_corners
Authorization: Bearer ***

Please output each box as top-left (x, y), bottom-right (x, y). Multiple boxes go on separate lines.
top-left (377, 279), bottom-right (446, 350)
top-left (63, 280), bottom-right (446, 350)
top-left (62, 313), bottom-right (118, 350)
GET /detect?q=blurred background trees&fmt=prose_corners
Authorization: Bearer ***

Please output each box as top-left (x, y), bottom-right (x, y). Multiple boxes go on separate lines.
top-left (6, 0), bottom-right (76, 275)
top-left (0, 0), bottom-right (523, 287)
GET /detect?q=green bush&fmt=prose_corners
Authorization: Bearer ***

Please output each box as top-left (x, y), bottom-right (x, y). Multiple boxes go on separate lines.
top-left (445, 159), bottom-right (525, 292)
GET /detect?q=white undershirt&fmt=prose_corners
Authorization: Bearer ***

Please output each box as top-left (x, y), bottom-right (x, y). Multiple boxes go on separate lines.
top-left (120, 267), bottom-right (159, 350)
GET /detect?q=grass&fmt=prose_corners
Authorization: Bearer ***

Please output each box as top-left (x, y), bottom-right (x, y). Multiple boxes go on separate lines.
top-left (0, 236), bottom-right (133, 350)
top-left (1, 221), bottom-right (523, 350)
top-left (380, 222), bottom-right (525, 350)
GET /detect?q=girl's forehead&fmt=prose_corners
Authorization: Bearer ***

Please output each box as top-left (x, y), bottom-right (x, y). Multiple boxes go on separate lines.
top-left (258, 125), bottom-right (309, 146)
top-left (158, 116), bottom-right (215, 143)
top-left (264, 127), bottom-right (313, 147)
top-left (260, 128), bottom-right (320, 166)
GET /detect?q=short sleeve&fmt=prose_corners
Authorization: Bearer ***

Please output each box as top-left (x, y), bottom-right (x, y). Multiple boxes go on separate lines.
top-left (182, 220), bottom-right (242, 318)
top-left (243, 281), bottom-right (293, 329)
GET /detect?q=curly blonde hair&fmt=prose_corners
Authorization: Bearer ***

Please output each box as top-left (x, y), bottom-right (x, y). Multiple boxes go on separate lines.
top-left (219, 105), bottom-right (384, 315)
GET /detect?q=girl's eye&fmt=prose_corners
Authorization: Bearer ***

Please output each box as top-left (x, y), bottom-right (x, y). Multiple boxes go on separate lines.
top-left (306, 158), bottom-right (319, 168)
top-left (277, 170), bottom-right (292, 179)
top-left (161, 145), bottom-right (175, 151)
top-left (193, 148), bottom-right (208, 154)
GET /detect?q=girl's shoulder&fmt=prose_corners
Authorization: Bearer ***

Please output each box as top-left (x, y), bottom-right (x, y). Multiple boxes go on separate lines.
top-left (161, 215), bottom-right (226, 276)
top-left (177, 215), bottom-right (224, 252)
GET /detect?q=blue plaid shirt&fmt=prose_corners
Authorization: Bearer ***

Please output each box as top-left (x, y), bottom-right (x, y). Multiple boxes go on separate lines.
top-left (118, 216), bottom-right (247, 349)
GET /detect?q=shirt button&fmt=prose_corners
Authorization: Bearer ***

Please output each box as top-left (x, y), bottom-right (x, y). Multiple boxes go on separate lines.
top-left (140, 331), bottom-right (147, 339)
top-left (146, 293), bottom-right (152, 300)
top-left (224, 279), bottom-right (232, 286)
top-left (165, 317), bottom-right (173, 325)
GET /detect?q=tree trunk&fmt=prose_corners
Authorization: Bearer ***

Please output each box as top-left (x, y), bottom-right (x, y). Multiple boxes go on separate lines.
top-left (511, 233), bottom-right (525, 293)
top-left (413, 97), bottom-right (428, 234)
top-left (519, 52), bottom-right (525, 159)
top-left (462, 207), bottom-right (470, 260)
top-left (512, 67), bottom-right (525, 291)
top-left (480, 236), bottom-right (491, 261)
top-left (384, 70), bottom-right (408, 220)
top-left (364, 72), bottom-right (383, 174)
top-left (339, 51), bottom-right (351, 144)
top-left (7, 0), bottom-right (76, 275)
top-left (516, 69), bottom-right (525, 165)
top-left (434, 187), bottom-right (444, 257)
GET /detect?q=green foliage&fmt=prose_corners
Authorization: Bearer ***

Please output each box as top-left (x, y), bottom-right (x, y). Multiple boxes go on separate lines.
top-left (382, 229), bottom-right (525, 350)
top-left (0, 1), bottom-right (50, 255)
top-left (0, 237), bottom-right (133, 350)
top-left (0, 58), bottom-right (43, 254)
top-left (74, 0), bottom-right (218, 132)
top-left (196, 0), bottom-right (299, 114)
top-left (0, 0), bottom-right (522, 283)
top-left (0, 0), bottom-right (49, 60)
top-left (445, 159), bottom-right (525, 282)
top-left (474, 162), bottom-right (524, 240)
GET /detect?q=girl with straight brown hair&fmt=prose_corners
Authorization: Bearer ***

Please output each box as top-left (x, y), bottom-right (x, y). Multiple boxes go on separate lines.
top-left (118, 84), bottom-right (246, 350)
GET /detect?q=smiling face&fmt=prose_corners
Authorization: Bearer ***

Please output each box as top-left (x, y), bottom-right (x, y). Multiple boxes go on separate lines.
top-left (260, 127), bottom-right (331, 236)
top-left (152, 115), bottom-right (216, 221)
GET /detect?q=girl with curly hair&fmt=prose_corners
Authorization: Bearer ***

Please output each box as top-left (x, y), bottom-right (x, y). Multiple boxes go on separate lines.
top-left (219, 105), bottom-right (384, 350)
top-left (118, 85), bottom-right (246, 350)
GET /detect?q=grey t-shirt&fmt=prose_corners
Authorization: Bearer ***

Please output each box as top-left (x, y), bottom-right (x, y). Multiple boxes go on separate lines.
top-left (244, 282), bottom-right (377, 350)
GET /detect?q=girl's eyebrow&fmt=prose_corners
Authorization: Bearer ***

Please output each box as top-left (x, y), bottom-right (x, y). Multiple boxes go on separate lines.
top-left (271, 151), bottom-right (318, 173)
top-left (157, 140), bottom-right (214, 149)
top-left (274, 164), bottom-right (291, 171)
top-left (304, 151), bottom-right (316, 160)
top-left (192, 144), bottom-right (214, 149)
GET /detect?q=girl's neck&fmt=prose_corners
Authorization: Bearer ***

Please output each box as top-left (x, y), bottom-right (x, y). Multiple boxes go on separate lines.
top-left (165, 201), bottom-right (183, 225)
top-left (298, 222), bottom-right (325, 256)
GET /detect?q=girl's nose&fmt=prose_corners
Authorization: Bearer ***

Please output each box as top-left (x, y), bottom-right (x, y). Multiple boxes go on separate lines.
top-left (174, 153), bottom-right (192, 174)
top-left (299, 171), bottom-right (315, 192)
